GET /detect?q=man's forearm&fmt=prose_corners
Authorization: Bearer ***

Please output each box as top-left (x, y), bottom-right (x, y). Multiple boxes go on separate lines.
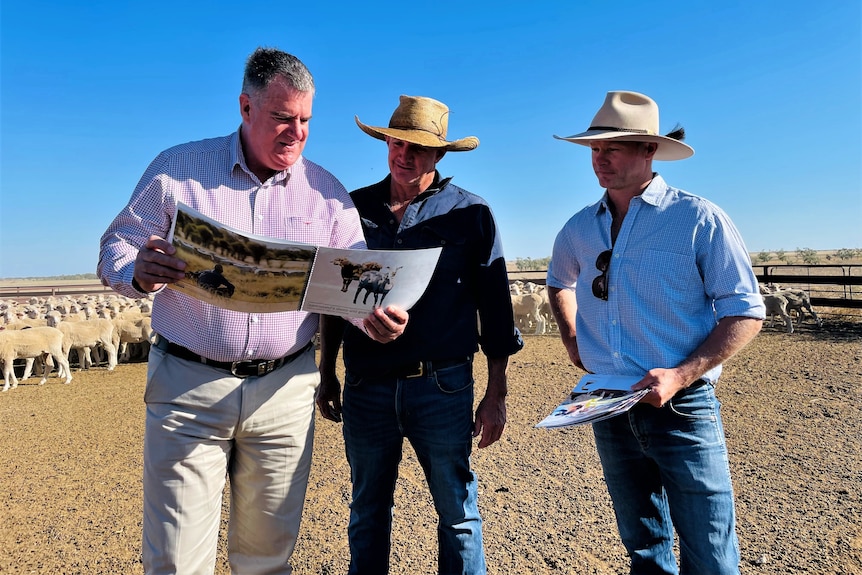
top-left (318, 315), bottom-right (347, 373)
top-left (675, 316), bottom-right (763, 385)
top-left (485, 356), bottom-right (509, 398)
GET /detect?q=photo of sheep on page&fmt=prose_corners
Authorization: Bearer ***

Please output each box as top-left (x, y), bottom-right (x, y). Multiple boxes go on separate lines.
top-left (301, 246), bottom-right (442, 318)
top-left (166, 203), bottom-right (317, 313)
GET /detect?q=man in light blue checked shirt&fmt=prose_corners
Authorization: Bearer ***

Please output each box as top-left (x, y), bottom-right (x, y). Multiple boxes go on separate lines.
top-left (547, 91), bottom-right (765, 575)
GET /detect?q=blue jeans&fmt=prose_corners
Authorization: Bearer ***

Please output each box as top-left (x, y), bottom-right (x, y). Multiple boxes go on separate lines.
top-left (592, 382), bottom-right (740, 575)
top-left (342, 361), bottom-right (486, 575)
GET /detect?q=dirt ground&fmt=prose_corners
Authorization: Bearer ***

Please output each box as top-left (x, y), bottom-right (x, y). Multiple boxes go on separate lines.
top-left (1, 322), bottom-right (860, 575)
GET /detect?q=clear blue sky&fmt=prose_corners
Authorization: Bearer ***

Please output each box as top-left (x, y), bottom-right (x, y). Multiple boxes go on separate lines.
top-left (1, 1), bottom-right (860, 278)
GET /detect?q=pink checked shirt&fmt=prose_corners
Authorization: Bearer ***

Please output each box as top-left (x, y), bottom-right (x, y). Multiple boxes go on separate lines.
top-left (98, 130), bottom-right (365, 362)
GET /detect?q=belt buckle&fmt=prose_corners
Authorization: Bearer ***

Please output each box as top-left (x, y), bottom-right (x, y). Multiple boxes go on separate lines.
top-left (404, 362), bottom-right (424, 379)
top-left (258, 360), bottom-right (276, 376)
top-left (231, 359), bottom-right (278, 378)
top-left (230, 361), bottom-right (252, 378)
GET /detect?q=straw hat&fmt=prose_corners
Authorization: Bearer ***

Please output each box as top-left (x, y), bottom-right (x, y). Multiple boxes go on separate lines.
top-left (355, 95), bottom-right (479, 152)
top-left (554, 91), bottom-right (694, 161)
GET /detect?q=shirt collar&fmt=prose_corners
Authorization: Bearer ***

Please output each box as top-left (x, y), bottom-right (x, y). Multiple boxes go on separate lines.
top-left (231, 127), bottom-right (292, 185)
top-left (596, 172), bottom-right (667, 214)
top-left (637, 173), bottom-right (667, 207)
top-left (415, 172), bottom-right (453, 201)
top-left (377, 172), bottom-right (454, 206)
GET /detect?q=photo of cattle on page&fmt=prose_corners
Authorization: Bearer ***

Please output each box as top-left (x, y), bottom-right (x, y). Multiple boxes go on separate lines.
top-left (167, 202), bottom-right (441, 316)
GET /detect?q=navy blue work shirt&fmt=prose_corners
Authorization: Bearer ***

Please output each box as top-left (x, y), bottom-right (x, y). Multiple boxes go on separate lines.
top-left (342, 174), bottom-right (523, 376)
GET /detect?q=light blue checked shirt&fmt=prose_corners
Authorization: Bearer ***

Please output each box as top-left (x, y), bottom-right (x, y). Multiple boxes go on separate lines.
top-left (547, 174), bottom-right (765, 384)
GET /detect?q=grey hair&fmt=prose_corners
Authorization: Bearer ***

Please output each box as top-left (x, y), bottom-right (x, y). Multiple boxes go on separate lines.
top-left (241, 47), bottom-right (315, 98)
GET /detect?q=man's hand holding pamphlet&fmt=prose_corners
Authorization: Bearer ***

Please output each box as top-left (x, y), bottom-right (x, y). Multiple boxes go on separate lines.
top-left (536, 374), bottom-right (649, 429)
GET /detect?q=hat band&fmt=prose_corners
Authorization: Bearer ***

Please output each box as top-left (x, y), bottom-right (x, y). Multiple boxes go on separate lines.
top-left (390, 125), bottom-right (446, 140)
top-left (589, 125), bottom-right (655, 135)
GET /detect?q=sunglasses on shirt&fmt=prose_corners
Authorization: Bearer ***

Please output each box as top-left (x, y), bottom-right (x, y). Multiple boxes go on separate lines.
top-left (592, 249), bottom-right (612, 301)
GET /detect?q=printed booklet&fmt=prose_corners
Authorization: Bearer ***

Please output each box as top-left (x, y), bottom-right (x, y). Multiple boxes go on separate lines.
top-left (536, 374), bottom-right (649, 429)
top-left (166, 202), bottom-right (441, 316)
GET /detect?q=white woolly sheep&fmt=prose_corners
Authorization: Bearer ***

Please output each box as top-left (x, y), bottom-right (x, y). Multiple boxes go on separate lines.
top-left (1, 326), bottom-right (72, 391)
top-left (45, 314), bottom-right (118, 371)
top-left (763, 293), bottom-right (794, 333)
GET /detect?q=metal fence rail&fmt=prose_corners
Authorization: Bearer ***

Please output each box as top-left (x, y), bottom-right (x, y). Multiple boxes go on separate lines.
top-left (0, 282), bottom-right (114, 301)
top-left (753, 264), bottom-right (862, 309)
top-left (509, 265), bottom-right (862, 311)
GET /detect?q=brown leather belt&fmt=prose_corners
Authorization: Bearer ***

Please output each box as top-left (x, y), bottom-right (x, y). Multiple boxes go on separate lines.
top-left (391, 357), bottom-right (471, 379)
top-left (155, 335), bottom-right (312, 378)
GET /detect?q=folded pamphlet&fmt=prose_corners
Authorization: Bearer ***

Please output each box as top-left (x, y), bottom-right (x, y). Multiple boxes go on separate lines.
top-left (536, 373), bottom-right (649, 429)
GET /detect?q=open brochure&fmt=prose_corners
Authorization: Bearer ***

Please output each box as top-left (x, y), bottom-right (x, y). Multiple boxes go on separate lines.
top-left (166, 202), bottom-right (441, 317)
top-left (536, 374), bottom-right (649, 429)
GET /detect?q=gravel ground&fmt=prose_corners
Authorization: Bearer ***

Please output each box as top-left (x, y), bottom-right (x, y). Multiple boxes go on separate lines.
top-left (1, 322), bottom-right (860, 574)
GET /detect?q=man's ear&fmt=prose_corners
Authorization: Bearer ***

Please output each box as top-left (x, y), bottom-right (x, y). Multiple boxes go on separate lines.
top-left (644, 142), bottom-right (658, 157)
top-left (239, 93), bottom-right (252, 120)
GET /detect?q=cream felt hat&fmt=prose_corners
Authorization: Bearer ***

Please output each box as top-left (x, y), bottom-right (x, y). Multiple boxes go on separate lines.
top-left (355, 95), bottom-right (479, 152)
top-left (554, 91), bottom-right (694, 161)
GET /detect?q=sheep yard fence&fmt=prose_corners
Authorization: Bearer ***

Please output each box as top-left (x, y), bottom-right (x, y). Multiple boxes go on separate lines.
top-left (510, 264), bottom-right (862, 320)
top-left (752, 264), bottom-right (862, 317)
top-left (0, 282), bottom-right (114, 303)
top-left (3, 264), bottom-right (861, 318)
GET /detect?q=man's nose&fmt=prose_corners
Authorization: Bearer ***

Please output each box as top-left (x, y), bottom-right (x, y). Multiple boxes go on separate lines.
top-left (284, 120), bottom-right (304, 140)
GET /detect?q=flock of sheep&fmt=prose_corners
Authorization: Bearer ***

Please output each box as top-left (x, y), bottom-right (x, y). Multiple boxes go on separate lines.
top-left (0, 279), bottom-right (821, 392)
top-left (0, 293), bottom-right (154, 392)
top-left (510, 280), bottom-right (556, 335)
top-left (508, 280), bottom-right (824, 337)
top-left (759, 283), bottom-right (823, 333)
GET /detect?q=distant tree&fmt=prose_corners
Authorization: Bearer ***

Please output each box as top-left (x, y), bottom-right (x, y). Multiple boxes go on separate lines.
top-left (775, 249), bottom-right (787, 262)
top-left (836, 248), bottom-right (860, 261)
top-left (198, 226), bottom-right (214, 249)
top-left (513, 257), bottom-right (552, 271)
top-left (796, 247), bottom-right (820, 265)
top-left (756, 251), bottom-right (772, 264)
top-left (247, 242), bottom-right (268, 265)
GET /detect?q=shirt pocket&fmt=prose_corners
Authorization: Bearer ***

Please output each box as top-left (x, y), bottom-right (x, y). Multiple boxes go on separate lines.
top-left (419, 225), bottom-right (470, 283)
top-left (636, 249), bottom-right (704, 312)
top-left (284, 217), bottom-right (332, 246)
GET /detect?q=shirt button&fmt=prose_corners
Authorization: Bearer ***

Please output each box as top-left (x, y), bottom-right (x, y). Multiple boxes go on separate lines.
top-left (613, 352), bottom-right (620, 358)
top-left (396, 239), bottom-right (403, 244)
top-left (250, 315), bottom-right (259, 323)
top-left (246, 349), bottom-right (255, 357)
top-left (612, 320), bottom-right (617, 326)
top-left (256, 214), bottom-right (263, 220)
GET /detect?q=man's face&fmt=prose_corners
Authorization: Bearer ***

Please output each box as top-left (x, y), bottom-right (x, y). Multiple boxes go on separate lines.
top-left (590, 140), bottom-right (654, 192)
top-left (240, 78), bottom-right (313, 177)
top-left (386, 137), bottom-right (444, 188)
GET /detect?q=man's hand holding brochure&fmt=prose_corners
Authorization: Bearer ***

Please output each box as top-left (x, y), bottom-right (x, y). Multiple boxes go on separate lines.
top-left (536, 374), bottom-right (649, 429)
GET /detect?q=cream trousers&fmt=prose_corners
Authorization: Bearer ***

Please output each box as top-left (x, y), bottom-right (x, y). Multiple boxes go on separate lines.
top-left (142, 344), bottom-right (318, 575)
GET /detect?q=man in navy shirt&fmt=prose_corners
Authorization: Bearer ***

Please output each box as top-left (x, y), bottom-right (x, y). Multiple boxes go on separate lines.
top-left (316, 95), bottom-right (523, 575)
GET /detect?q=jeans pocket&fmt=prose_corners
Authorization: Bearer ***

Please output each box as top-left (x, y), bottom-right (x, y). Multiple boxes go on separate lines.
top-left (667, 384), bottom-right (718, 422)
top-left (432, 362), bottom-right (473, 394)
top-left (344, 371), bottom-right (364, 389)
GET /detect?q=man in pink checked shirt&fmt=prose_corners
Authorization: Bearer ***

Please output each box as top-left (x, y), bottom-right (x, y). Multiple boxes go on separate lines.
top-left (98, 47), bottom-right (406, 575)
